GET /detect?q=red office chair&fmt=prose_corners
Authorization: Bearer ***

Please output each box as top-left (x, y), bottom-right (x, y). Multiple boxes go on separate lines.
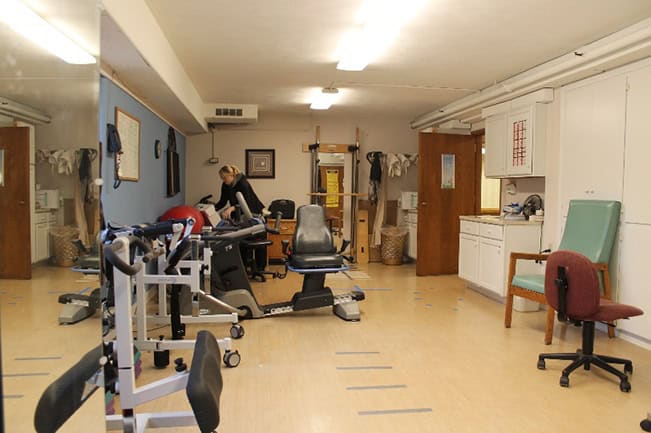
top-left (537, 250), bottom-right (643, 392)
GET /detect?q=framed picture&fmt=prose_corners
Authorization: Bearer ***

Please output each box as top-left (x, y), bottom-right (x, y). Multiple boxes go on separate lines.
top-left (245, 149), bottom-right (275, 179)
top-left (115, 107), bottom-right (141, 181)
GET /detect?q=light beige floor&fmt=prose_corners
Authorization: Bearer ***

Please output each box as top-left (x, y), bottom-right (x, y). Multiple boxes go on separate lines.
top-left (2, 262), bottom-right (651, 433)
top-left (0, 264), bottom-right (104, 433)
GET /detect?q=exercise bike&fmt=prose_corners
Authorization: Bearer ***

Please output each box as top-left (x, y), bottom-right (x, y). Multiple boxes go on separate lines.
top-left (209, 192), bottom-right (365, 321)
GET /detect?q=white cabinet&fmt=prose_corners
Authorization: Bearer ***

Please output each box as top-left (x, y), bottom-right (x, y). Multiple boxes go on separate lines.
top-left (622, 65), bottom-right (651, 225)
top-left (482, 90), bottom-right (550, 178)
top-left (33, 212), bottom-right (56, 262)
top-left (478, 237), bottom-right (503, 293)
top-left (458, 233), bottom-right (479, 281)
top-left (484, 114), bottom-right (506, 177)
top-left (559, 72), bottom-right (627, 215)
top-left (458, 218), bottom-right (542, 299)
top-left (617, 223), bottom-right (651, 341)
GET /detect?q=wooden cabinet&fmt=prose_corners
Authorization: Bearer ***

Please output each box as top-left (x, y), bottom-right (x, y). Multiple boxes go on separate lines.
top-left (458, 218), bottom-right (541, 302)
top-left (559, 72), bottom-right (627, 215)
top-left (267, 219), bottom-right (296, 262)
top-left (482, 90), bottom-right (550, 178)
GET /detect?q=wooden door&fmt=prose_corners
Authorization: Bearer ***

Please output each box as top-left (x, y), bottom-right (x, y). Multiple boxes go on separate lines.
top-left (0, 127), bottom-right (31, 279)
top-left (417, 132), bottom-right (481, 275)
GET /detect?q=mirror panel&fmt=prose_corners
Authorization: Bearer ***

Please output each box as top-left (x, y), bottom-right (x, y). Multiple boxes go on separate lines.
top-left (0, 1), bottom-right (103, 432)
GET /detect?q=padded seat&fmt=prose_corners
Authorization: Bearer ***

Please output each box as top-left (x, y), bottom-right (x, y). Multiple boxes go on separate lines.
top-left (186, 330), bottom-right (223, 433)
top-left (290, 253), bottom-right (343, 269)
top-left (511, 274), bottom-right (544, 294)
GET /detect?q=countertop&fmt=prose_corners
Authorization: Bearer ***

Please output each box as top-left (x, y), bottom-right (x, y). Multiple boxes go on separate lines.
top-left (459, 215), bottom-right (543, 225)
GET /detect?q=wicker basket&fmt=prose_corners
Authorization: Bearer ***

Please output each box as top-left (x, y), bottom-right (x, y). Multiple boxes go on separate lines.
top-left (50, 226), bottom-right (80, 267)
top-left (380, 226), bottom-right (408, 265)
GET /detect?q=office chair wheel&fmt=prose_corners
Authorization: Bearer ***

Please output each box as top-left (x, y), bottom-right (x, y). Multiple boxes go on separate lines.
top-left (230, 324), bottom-right (245, 339)
top-left (559, 375), bottom-right (570, 387)
top-left (619, 379), bottom-right (631, 393)
top-left (223, 350), bottom-right (241, 368)
top-left (624, 362), bottom-right (633, 374)
top-left (537, 359), bottom-right (546, 370)
top-left (640, 418), bottom-right (651, 432)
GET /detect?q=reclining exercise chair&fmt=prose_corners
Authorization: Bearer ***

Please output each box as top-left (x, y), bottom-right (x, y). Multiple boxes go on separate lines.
top-left (504, 200), bottom-right (620, 344)
top-left (536, 250), bottom-right (643, 392)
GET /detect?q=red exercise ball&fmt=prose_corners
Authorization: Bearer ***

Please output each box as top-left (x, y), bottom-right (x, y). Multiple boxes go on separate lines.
top-left (160, 205), bottom-right (205, 234)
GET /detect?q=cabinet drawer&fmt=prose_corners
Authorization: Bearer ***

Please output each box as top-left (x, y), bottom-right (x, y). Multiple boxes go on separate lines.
top-left (35, 213), bottom-right (48, 224)
top-left (277, 220), bottom-right (296, 235)
top-left (48, 214), bottom-right (57, 224)
top-left (460, 220), bottom-right (479, 235)
top-left (480, 223), bottom-right (503, 240)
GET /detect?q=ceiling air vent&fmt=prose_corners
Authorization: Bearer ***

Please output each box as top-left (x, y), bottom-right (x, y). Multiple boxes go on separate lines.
top-left (206, 104), bottom-right (257, 124)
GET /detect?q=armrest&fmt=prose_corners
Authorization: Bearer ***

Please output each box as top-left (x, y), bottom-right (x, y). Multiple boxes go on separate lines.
top-left (509, 252), bottom-right (550, 262)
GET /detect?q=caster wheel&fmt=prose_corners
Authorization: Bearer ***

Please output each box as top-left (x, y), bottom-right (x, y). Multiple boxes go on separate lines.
top-left (537, 359), bottom-right (546, 370)
top-left (619, 380), bottom-right (631, 393)
top-left (559, 375), bottom-right (570, 388)
top-left (640, 419), bottom-right (651, 432)
top-left (223, 350), bottom-right (241, 368)
top-left (230, 324), bottom-right (245, 339)
top-left (624, 362), bottom-right (633, 374)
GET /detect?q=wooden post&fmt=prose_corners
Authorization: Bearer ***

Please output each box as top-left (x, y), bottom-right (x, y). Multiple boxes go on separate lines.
top-left (356, 209), bottom-right (369, 264)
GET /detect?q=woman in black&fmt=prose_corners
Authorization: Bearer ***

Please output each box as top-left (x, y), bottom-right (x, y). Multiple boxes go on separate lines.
top-left (214, 164), bottom-right (268, 275)
top-left (214, 164), bottom-right (265, 219)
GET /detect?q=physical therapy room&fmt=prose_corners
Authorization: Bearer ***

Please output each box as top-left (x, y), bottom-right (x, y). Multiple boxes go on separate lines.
top-left (1, 1), bottom-right (651, 432)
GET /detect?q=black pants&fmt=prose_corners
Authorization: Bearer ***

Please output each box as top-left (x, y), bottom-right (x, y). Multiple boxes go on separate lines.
top-left (240, 235), bottom-right (268, 272)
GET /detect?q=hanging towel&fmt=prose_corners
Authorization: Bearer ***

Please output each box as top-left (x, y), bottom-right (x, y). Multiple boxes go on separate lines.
top-left (386, 153), bottom-right (401, 177)
top-left (366, 151), bottom-right (382, 204)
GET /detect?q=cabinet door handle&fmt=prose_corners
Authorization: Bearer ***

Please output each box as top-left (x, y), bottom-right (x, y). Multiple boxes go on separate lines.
top-left (19, 200), bottom-right (26, 205)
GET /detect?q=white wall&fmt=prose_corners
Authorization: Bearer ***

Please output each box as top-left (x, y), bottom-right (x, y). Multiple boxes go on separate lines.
top-left (186, 112), bottom-right (418, 236)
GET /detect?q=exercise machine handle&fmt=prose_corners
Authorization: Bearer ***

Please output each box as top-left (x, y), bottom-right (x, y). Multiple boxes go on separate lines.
top-left (135, 219), bottom-right (190, 238)
top-left (266, 212), bottom-right (282, 234)
top-left (201, 223), bottom-right (266, 242)
top-left (103, 238), bottom-right (143, 276)
top-left (235, 191), bottom-right (253, 221)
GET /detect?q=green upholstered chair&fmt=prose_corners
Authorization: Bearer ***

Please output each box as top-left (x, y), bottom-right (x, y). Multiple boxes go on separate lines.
top-left (504, 200), bottom-right (621, 344)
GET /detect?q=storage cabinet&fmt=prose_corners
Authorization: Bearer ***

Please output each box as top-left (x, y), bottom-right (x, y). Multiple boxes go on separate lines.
top-left (458, 218), bottom-right (541, 300)
top-left (33, 211), bottom-right (56, 262)
top-left (267, 219), bottom-right (296, 262)
top-left (482, 93), bottom-right (549, 178)
top-left (559, 72), bottom-right (627, 215)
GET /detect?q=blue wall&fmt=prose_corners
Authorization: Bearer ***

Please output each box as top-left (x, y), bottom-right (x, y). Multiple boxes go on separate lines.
top-left (99, 77), bottom-right (185, 224)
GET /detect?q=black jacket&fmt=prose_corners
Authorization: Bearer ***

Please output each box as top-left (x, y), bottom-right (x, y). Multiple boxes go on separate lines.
top-left (214, 173), bottom-right (265, 215)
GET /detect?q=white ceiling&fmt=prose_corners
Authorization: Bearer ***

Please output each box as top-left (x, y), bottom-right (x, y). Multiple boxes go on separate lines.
top-left (0, 0), bottom-right (98, 115)
top-left (136, 0), bottom-right (651, 123)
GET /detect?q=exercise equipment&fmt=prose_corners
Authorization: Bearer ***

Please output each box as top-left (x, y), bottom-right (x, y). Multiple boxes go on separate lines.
top-left (210, 193), bottom-right (365, 321)
top-left (104, 234), bottom-right (224, 432)
top-left (58, 288), bottom-right (101, 325)
top-left (103, 218), bottom-right (243, 368)
top-left (642, 412), bottom-right (651, 431)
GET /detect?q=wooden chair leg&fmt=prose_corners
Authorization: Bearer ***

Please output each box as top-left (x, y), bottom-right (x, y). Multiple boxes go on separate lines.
top-left (504, 256), bottom-right (517, 328)
top-left (544, 306), bottom-right (555, 345)
top-left (504, 288), bottom-right (514, 328)
top-left (602, 267), bottom-right (616, 338)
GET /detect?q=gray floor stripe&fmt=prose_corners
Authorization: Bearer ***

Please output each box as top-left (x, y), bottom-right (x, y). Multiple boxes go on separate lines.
top-left (358, 408), bottom-right (432, 416)
top-left (3, 395), bottom-right (24, 399)
top-left (359, 288), bottom-right (393, 291)
top-left (335, 351), bottom-right (380, 355)
top-left (7, 302), bottom-right (16, 305)
top-left (347, 384), bottom-right (407, 390)
top-left (15, 356), bottom-right (62, 361)
top-left (336, 366), bottom-right (392, 370)
top-left (3, 372), bottom-right (50, 377)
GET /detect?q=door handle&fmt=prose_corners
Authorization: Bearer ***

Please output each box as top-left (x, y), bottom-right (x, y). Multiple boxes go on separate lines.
top-left (420, 202), bottom-right (427, 206)
top-left (18, 200), bottom-right (26, 205)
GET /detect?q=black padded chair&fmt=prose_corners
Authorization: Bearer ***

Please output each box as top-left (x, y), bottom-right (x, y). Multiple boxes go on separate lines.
top-left (187, 330), bottom-right (223, 433)
top-left (290, 204), bottom-right (343, 270)
top-left (34, 345), bottom-right (103, 433)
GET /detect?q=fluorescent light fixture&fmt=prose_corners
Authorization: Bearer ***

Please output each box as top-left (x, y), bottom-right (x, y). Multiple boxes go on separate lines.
top-left (336, 0), bottom-right (424, 71)
top-left (0, 0), bottom-right (96, 64)
top-left (310, 88), bottom-right (340, 110)
top-left (0, 96), bottom-right (51, 123)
